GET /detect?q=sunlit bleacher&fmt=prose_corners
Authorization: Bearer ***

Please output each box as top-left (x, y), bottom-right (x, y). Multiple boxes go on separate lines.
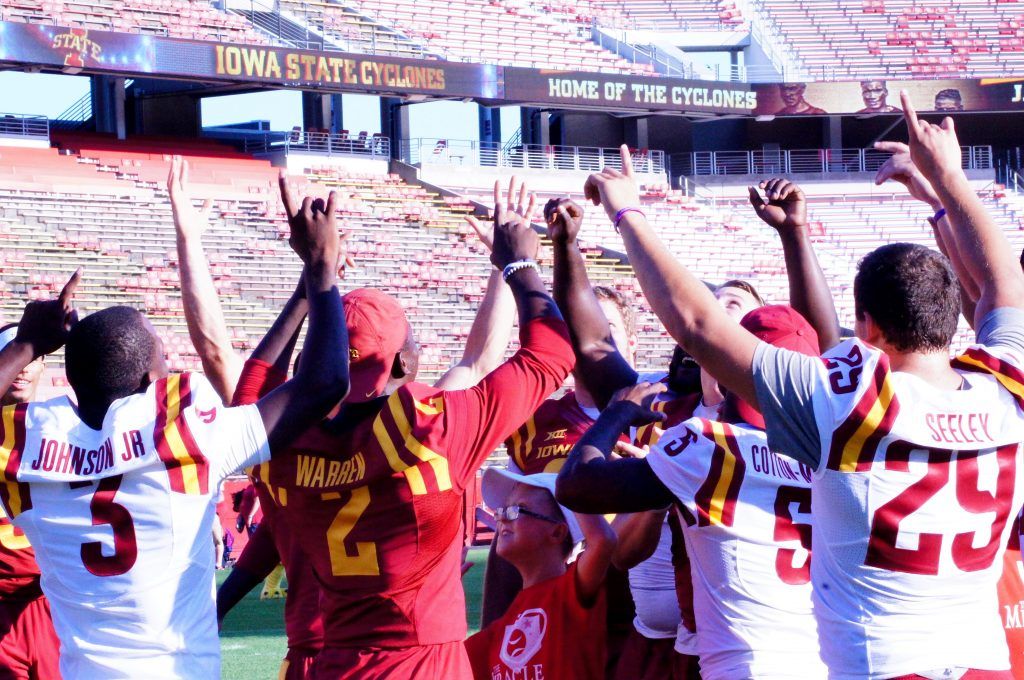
top-left (545, 0), bottom-right (744, 31)
top-left (0, 0), bottom-right (270, 44)
top-left (759, 0), bottom-right (1024, 79)
top-left (0, 133), bottom-right (660, 397)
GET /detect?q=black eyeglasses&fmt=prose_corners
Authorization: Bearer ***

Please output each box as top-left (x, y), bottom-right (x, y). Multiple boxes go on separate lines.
top-left (494, 504), bottom-right (562, 524)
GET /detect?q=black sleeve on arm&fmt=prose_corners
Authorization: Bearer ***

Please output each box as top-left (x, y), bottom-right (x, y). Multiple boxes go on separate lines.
top-left (256, 278), bottom-right (349, 454)
top-left (552, 240), bottom-right (638, 409)
top-left (556, 403), bottom-right (674, 513)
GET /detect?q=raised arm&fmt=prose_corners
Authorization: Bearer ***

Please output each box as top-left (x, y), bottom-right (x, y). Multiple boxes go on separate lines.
top-left (582, 146), bottom-right (762, 410)
top-left (900, 92), bottom-right (1024, 321)
top-left (574, 510), bottom-right (617, 606)
top-left (254, 181), bottom-right (349, 453)
top-left (749, 179), bottom-right (841, 351)
top-left (0, 270), bottom-right (81, 398)
top-left (434, 203), bottom-right (516, 391)
top-left (557, 382), bottom-right (674, 514)
top-left (874, 140), bottom-right (981, 326)
top-left (549, 198), bottom-right (638, 408)
top-left (168, 156), bottom-right (243, 403)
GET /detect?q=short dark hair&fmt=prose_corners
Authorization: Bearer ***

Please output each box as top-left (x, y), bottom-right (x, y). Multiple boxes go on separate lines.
top-left (719, 279), bottom-right (765, 307)
top-left (853, 243), bottom-right (959, 352)
top-left (935, 88), bottom-right (963, 102)
top-left (65, 306), bottom-right (156, 404)
top-left (593, 286), bottom-right (636, 338)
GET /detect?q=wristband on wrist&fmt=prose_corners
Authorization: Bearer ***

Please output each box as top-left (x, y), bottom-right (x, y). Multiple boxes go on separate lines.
top-left (613, 207), bottom-right (646, 232)
top-left (932, 207), bottom-right (947, 222)
top-left (502, 259), bottom-right (541, 282)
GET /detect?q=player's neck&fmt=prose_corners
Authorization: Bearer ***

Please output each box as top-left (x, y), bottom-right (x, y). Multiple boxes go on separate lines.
top-left (887, 348), bottom-right (963, 390)
top-left (514, 556), bottom-right (567, 589)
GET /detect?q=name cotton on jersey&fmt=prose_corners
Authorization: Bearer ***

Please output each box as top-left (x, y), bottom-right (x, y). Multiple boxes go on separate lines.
top-left (0, 372), bottom-right (270, 679)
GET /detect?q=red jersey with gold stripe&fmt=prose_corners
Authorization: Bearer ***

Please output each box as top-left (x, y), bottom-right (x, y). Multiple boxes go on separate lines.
top-left (0, 373), bottom-right (270, 679)
top-left (756, 338), bottom-right (1024, 678)
top-left (234, 361), bottom-right (324, 656)
top-left (647, 418), bottom-right (824, 679)
top-left (505, 391), bottom-right (597, 474)
top-left (258, 318), bottom-right (573, 657)
top-left (0, 506), bottom-right (41, 599)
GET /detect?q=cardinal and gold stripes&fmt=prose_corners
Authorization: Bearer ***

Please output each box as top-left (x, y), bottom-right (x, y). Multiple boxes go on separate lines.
top-left (693, 420), bottom-right (746, 527)
top-left (826, 356), bottom-right (900, 472)
top-left (0, 404), bottom-right (32, 517)
top-left (154, 374), bottom-right (210, 495)
top-left (371, 390), bottom-right (452, 495)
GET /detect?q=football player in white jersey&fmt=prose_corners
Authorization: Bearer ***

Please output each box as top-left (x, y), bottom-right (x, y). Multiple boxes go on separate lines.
top-left (0, 178), bottom-right (351, 679)
top-left (571, 93), bottom-right (1024, 679)
top-left (557, 304), bottom-right (830, 679)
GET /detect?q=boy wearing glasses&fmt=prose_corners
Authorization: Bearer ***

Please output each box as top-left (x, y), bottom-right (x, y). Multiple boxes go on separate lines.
top-left (465, 469), bottom-right (615, 680)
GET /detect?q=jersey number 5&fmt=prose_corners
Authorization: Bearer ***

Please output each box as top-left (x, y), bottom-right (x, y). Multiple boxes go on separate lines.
top-left (81, 475), bottom-right (138, 577)
top-left (325, 487), bottom-right (380, 577)
top-left (774, 485), bottom-right (812, 584)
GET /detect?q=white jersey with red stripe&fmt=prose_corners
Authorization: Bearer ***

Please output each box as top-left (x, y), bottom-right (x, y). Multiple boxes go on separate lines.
top-left (646, 416), bottom-right (825, 679)
top-left (755, 332), bottom-right (1024, 678)
top-left (0, 372), bottom-right (269, 679)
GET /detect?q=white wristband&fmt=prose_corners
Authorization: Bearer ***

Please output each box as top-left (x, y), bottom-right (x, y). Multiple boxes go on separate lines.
top-left (502, 260), bottom-right (541, 282)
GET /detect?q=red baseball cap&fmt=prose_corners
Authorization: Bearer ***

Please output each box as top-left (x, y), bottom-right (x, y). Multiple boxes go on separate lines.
top-left (727, 305), bottom-right (819, 429)
top-left (343, 288), bottom-right (411, 403)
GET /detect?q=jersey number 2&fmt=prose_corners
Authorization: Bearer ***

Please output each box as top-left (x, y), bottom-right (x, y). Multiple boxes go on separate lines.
top-left (326, 487), bottom-right (380, 577)
top-left (81, 475), bottom-right (138, 577)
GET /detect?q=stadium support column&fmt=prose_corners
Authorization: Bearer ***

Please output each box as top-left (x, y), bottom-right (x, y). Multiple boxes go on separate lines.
top-left (827, 116), bottom-right (842, 152)
top-left (479, 106), bottom-right (501, 147)
top-left (380, 97), bottom-right (408, 161)
top-left (520, 108), bottom-right (550, 146)
top-left (302, 92), bottom-right (336, 132)
top-left (625, 118), bottom-right (649, 151)
top-left (91, 76), bottom-right (126, 140)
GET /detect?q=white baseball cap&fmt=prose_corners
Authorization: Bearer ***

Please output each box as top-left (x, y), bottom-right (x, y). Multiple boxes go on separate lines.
top-left (481, 467), bottom-right (583, 545)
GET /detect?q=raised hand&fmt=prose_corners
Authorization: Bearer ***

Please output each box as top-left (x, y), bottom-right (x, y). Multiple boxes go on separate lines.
top-left (748, 178), bottom-right (808, 232)
top-left (279, 171), bottom-right (339, 271)
top-left (873, 141), bottom-right (942, 210)
top-left (583, 145), bottom-right (641, 223)
top-left (608, 382), bottom-right (667, 427)
top-left (17, 269), bottom-right (81, 357)
top-left (167, 156), bottom-right (214, 240)
top-left (544, 198), bottom-right (584, 245)
top-left (901, 90), bottom-right (963, 185)
top-left (490, 177), bottom-right (540, 271)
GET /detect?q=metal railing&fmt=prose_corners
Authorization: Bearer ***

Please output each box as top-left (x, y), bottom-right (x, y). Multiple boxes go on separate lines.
top-left (238, 130), bottom-right (391, 158)
top-left (0, 114), bottom-right (50, 141)
top-left (684, 146), bottom-right (993, 176)
top-left (401, 139), bottom-right (665, 174)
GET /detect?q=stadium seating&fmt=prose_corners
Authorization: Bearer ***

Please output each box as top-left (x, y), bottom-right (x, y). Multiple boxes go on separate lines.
top-left (320, 0), bottom-right (654, 74)
top-left (757, 0), bottom-right (1024, 79)
top-left (0, 0), bottom-right (270, 44)
top-left (0, 134), bottom-right (651, 394)
top-left (542, 0), bottom-right (745, 31)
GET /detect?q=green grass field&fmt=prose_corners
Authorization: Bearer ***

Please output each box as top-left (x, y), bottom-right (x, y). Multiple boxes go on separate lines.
top-left (218, 546), bottom-right (490, 678)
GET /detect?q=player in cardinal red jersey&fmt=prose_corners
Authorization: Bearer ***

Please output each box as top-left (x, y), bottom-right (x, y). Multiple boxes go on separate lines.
top-left (573, 103), bottom-right (1024, 677)
top-left (0, 325), bottom-right (60, 679)
top-left (239, 182), bottom-right (573, 679)
top-left (996, 519), bottom-right (1024, 677)
top-left (558, 306), bottom-right (829, 679)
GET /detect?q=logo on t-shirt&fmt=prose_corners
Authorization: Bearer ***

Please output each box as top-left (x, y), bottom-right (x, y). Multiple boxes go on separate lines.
top-left (499, 608), bottom-right (548, 672)
top-left (545, 429), bottom-right (567, 441)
